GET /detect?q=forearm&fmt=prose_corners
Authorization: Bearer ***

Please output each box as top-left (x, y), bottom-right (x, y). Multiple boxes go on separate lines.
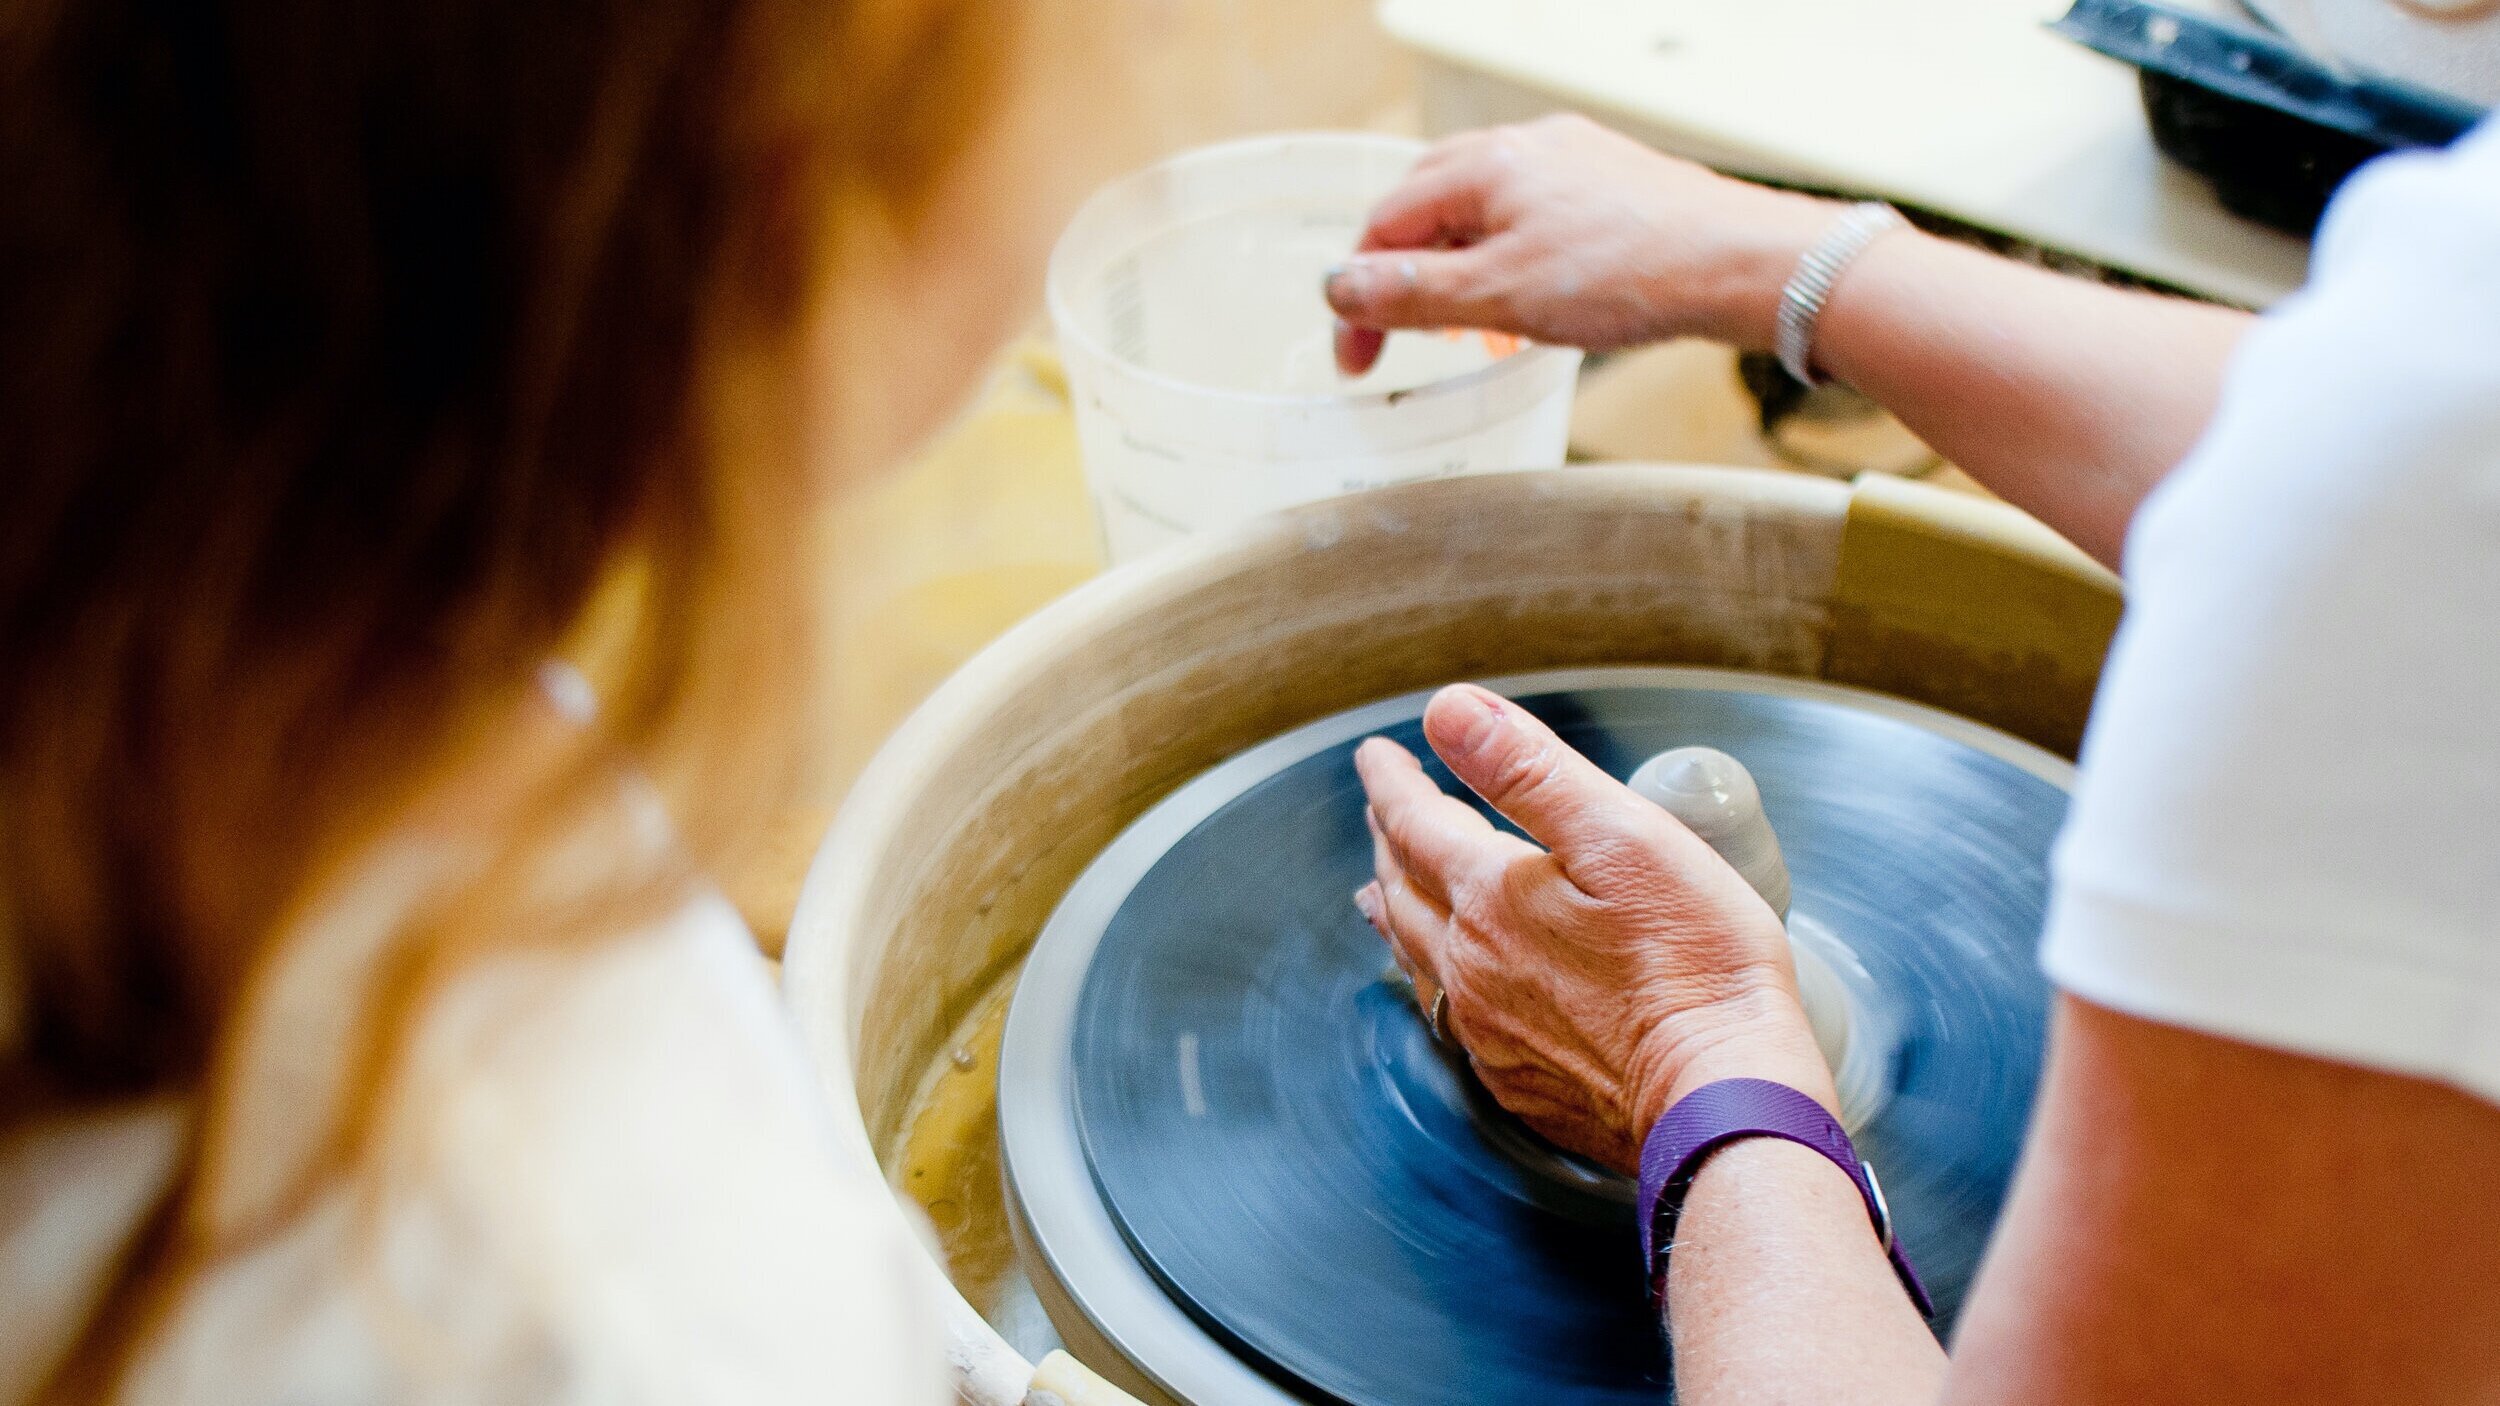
top-left (1666, 1138), bottom-right (1945, 1405)
top-left (1811, 229), bottom-right (2249, 568)
top-left (1651, 1040), bottom-right (1947, 1406)
top-left (1324, 119), bottom-right (2249, 568)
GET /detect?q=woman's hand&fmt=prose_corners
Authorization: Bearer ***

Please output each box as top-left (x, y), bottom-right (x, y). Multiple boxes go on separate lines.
top-left (1353, 683), bottom-right (1835, 1175)
top-left (1323, 113), bottom-right (1840, 375)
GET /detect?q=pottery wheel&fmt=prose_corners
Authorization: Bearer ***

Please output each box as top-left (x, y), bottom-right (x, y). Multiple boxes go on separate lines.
top-left (1000, 667), bottom-right (2071, 1405)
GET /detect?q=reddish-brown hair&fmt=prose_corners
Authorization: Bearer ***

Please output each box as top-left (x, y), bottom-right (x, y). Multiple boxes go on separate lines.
top-left (0, 0), bottom-right (1000, 1389)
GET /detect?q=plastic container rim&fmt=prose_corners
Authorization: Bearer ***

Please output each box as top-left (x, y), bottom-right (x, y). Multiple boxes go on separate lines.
top-left (1043, 129), bottom-right (1581, 415)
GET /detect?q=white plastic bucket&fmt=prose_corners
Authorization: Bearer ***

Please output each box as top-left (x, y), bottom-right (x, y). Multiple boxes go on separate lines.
top-left (1046, 132), bottom-right (1582, 563)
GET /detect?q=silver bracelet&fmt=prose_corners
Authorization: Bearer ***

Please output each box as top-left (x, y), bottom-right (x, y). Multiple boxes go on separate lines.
top-left (1774, 202), bottom-right (1906, 387)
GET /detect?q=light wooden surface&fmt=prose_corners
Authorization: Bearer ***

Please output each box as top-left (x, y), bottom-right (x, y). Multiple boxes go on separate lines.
top-left (1385, 0), bottom-right (2312, 306)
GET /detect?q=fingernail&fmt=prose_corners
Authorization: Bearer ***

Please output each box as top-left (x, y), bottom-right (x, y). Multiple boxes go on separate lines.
top-left (1323, 259), bottom-right (1373, 309)
top-left (1448, 686), bottom-right (1510, 756)
top-left (1334, 319), bottom-right (1384, 378)
top-left (1353, 883), bottom-right (1382, 925)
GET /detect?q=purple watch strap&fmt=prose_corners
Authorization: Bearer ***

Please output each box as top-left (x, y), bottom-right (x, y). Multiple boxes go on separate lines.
top-left (1637, 1077), bottom-right (1933, 1318)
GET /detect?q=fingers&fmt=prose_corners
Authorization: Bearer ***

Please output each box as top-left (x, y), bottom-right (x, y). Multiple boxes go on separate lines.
top-left (1322, 121), bottom-right (1560, 371)
top-left (1356, 156), bottom-right (1496, 254)
top-left (1353, 736), bottom-right (1530, 910)
top-left (1328, 146), bottom-right (1505, 374)
top-left (1420, 684), bottom-right (1666, 874)
top-left (1322, 245), bottom-right (1503, 334)
top-left (1355, 812), bottom-right (1453, 1029)
top-left (1333, 319), bottom-right (1385, 377)
top-left (1353, 734), bottom-right (1537, 1028)
top-left (1356, 867), bottom-right (1449, 1002)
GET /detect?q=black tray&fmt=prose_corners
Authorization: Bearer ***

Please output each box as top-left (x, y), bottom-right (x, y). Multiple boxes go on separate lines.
top-left (2053, 0), bottom-right (2486, 235)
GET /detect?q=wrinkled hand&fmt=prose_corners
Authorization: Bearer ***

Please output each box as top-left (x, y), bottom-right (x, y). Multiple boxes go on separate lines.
top-left (1353, 684), bottom-right (1835, 1175)
top-left (1323, 113), bottom-right (1838, 376)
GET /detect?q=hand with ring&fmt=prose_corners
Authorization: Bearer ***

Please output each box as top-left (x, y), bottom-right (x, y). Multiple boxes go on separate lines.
top-left (1354, 683), bottom-right (1836, 1175)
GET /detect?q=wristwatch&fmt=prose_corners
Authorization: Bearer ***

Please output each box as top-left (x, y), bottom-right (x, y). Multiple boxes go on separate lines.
top-left (1637, 1077), bottom-right (1934, 1317)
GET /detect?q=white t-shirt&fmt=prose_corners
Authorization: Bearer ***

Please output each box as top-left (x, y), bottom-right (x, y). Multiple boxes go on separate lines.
top-left (1, 872), bottom-right (945, 1406)
top-left (2042, 117), bottom-right (2500, 1103)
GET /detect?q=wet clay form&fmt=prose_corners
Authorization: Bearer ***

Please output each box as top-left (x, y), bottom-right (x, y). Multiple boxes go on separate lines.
top-left (1630, 746), bottom-right (1869, 1117)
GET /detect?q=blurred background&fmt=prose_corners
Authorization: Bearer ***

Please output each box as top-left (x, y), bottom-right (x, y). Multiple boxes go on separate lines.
top-left (735, 0), bottom-right (2469, 951)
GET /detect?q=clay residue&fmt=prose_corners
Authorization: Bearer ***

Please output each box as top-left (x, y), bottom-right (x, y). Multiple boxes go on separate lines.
top-left (891, 968), bottom-right (1023, 1320)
